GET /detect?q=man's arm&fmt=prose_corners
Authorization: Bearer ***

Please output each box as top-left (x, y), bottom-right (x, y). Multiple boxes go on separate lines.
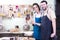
top-left (51, 18), bottom-right (56, 37)
top-left (49, 9), bottom-right (56, 37)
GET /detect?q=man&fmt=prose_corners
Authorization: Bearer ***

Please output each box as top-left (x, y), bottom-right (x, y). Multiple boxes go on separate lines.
top-left (40, 1), bottom-right (56, 40)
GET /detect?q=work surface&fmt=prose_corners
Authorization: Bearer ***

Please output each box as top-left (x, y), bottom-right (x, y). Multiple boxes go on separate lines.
top-left (0, 31), bottom-right (33, 37)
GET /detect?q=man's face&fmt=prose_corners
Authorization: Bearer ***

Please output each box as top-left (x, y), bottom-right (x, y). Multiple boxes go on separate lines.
top-left (40, 2), bottom-right (47, 10)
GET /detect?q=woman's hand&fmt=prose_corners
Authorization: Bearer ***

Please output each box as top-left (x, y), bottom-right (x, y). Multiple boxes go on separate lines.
top-left (35, 23), bottom-right (41, 26)
top-left (32, 21), bottom-right (41, 26)
top-left (51, 33), bottom-right (56, 38)
top-left (32, 21), bottom-right (35, 24)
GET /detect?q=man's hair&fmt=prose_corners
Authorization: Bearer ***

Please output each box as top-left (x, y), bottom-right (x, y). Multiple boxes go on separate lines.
top-left (41, 0), bottom-right (48, 4)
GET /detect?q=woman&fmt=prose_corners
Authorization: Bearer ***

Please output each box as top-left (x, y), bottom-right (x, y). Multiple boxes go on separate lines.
top-left (32, 3), bottom-right (41, 40)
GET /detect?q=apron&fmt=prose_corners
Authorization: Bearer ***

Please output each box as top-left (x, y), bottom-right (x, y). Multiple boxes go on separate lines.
top-left (41, 9), bottom-right (57, 40)
top-left (41, 15), bottom-right (52, 40)
top-left (33, 17), bottom-right (41, 40)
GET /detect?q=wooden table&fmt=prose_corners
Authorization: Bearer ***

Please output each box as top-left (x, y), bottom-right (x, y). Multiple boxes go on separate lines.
top-left (0, 31), bottom-right (33, 37)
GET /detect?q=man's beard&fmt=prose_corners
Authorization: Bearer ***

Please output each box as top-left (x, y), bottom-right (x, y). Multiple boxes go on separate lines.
top-left (43, 7), bottom-right (47, 11)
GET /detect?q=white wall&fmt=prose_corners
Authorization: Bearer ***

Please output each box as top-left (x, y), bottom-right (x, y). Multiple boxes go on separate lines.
top-left (1, 0), bottom-right (55, 31)
top-left (2, 18), bottom-right (26, 31)
top-left (46, 0), bottom-right (56, 10)
top-left (0, 0), bottom-right (42, 5)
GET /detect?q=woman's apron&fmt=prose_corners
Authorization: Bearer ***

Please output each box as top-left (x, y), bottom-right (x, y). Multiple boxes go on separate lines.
top-left (33, 17), bottom-right (41, 39)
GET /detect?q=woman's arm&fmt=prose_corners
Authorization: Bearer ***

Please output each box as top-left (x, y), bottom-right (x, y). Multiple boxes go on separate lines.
top-left (31, 19), bottom-right (41, 26)
top-left (35, 23), bottom-right (41, 26)
top-left (31, 13), bottom-right (41, 26)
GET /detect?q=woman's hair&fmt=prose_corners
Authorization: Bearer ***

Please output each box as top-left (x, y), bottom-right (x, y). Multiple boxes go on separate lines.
top-left (33, 3), bottom-right (40, 11)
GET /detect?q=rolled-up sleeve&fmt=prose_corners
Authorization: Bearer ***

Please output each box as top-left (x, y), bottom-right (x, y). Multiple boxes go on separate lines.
top-left (50, 9), bottom-right (56, 19)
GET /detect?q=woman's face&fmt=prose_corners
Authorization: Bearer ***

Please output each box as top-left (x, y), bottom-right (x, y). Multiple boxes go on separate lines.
top-left (33, 5), bottom-right (39, 12)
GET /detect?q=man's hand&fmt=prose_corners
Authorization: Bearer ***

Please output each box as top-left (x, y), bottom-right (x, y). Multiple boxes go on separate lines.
top-left (51, 33), bottom-right (56, 38)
